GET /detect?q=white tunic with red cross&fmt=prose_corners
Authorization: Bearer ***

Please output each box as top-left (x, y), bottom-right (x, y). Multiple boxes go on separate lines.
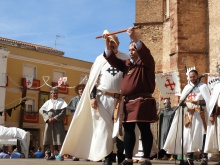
top-left (163, 81), bottom-right (210, 154)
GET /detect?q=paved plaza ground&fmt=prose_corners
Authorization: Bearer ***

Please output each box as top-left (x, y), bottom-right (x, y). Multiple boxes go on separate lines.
top-left (0, 159), bottom-right (218, 165)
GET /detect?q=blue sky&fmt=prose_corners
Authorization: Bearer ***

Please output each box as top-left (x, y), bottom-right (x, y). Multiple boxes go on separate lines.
top-left (0, 0), bottom-right (135, 62)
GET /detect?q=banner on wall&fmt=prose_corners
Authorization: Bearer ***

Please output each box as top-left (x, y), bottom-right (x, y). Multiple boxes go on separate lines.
top-left (25, 75), bottom-right (33, 88)
top-left (156, 71), bottom-right (181, 98)
top-left (58, 77), bottom-right (68, 86)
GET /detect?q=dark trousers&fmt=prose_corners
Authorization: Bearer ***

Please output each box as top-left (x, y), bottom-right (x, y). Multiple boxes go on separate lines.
top-left (105, 138), bottom-right (125, 164)
top-left (123, 122), bottom-right (153, 159)
top-left (116, 137), bottom-right (125, 164)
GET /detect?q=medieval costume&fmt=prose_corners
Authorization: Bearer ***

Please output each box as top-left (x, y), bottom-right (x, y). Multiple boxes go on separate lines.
top-left (159, 106), bottom-right (175, 149)
top-left (203, 82), bottom-right (220, 164)
top-left (60, 51), bottom-right (129, 161)
top-left (67, 95), bottom-right (81, 115)
top-left (163, 81), bottom-right (210, 164)
top-left (39, 97), bottom-right (67, 145)
top-left (67, 84), bottom-right (85, 115)
top-left (105, 40), bottom-right (158, 165)
top-left (158, 100), bottom-right (175, 160)
top-left (105, 41), bottom-right (157, 123)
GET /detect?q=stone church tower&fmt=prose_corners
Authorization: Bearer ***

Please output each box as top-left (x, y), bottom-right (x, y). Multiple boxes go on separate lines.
top-left (135, 0), bottom-right (220, 143)
top-left (135, 0), bottom-right (220, 101)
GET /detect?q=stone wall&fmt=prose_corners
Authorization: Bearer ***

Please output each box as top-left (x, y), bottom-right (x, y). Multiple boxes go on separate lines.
top-left (135, 0), bottom-right (220, 151)
top-left (135, 0), bottom-right (220, 89)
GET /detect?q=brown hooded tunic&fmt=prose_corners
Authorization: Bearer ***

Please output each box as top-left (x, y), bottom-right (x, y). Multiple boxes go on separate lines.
top-left (105, 41), bottom-right (158, 123)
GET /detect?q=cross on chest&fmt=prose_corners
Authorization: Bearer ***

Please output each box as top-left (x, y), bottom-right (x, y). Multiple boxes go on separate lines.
top-left (106, 67), bottom-right (119, 76)
top-left (188, 93), bottom-right (197, 100)
top-left (27, 80), bottom-right (31, 85)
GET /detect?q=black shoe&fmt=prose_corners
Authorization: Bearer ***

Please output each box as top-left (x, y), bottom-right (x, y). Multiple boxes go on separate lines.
top-left (72, 157), bottom-right (79, 161)
top-left (103, 158), bottom-right (112, 165)
top-left (46, 156), bottom-right (55, 160)
top-left (184, 158), bottom-right (194, 165)
top-left (119, 160), bottom-right (133, 165)
top-left (59, 157), bottom-right (64, 161)
top-left (199, 158), bottom-right (207, 165)
top-left (140, 160), bottom-right (152, 165)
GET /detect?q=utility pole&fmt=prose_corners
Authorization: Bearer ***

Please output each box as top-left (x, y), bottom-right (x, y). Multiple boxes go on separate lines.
top-left (17, 86), bottom-right (27, 152)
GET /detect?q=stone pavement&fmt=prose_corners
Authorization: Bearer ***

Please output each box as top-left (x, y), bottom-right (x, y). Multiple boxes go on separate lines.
top-left (0, 159), bottom-right (218, 165)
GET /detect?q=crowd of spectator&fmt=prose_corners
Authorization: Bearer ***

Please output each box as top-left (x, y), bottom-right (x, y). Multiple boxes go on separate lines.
top-left (0, 146), bottom-right (75, 160)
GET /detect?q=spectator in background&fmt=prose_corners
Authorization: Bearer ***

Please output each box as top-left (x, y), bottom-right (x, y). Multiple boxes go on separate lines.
top-left (20, 152), bottom-right (25, 158)
top-left (10, 148), bottom-right (21, 159)
top-left (29, 149), bottom-right (35, 158)
top-left (67, 84), bottom-right (85, 115)
top-left (66, 84), bottom-right (85, 161)
top-left (44, 150), bottom-right (51, 159)
top-left (34, 147), bottom-right (44, 158)
top-left (0, 148), bottom-right (10, 158)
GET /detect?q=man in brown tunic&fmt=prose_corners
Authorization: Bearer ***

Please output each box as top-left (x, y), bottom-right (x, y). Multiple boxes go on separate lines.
top-left (104, 28), bottom-right (158, 165)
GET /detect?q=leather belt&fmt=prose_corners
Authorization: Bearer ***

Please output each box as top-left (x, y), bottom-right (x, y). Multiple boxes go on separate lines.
top-left (103, 91), bottom-right (123, 123)
top-left (124, 93), bottom-right (152, 102)
top-left (105, 91), bottom-right (123, 100)
top-left (187, 108), bottom-right (200, 113)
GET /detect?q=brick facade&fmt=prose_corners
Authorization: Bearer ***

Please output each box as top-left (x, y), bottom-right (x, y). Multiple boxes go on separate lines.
top-left (135, 0), bottom-right (220, 143)
top-left (135, 0), bottom-right (219, 99)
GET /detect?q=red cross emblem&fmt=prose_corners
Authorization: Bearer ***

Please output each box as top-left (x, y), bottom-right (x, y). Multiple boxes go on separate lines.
top-left (188, 93), bottom-right (197, 100)
top-left (164, 78), bottom-right (175, 91)
top-left (26, 80), bottom-right (31, 86)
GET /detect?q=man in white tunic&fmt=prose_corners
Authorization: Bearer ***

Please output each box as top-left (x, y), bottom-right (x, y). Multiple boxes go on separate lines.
top-left (60, 30), bottom-right (129, 165)
top-left (203, 82), bottom-right (220, 165)
top-left (39, 87), bottom-right (67, 160)
top-left (163, 70), bottom-right (210, 165)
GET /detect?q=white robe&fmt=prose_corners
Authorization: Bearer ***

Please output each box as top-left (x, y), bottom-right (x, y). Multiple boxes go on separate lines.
top-left (163, 82), bottom-right (210, 154)
top-left (60, 52), bottom-right (129, 161)
top-left (204, 83), bottom-right (220, 153)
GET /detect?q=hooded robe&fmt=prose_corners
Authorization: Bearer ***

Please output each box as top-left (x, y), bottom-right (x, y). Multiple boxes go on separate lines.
top-left (60, 52), bottom-right (129, 161)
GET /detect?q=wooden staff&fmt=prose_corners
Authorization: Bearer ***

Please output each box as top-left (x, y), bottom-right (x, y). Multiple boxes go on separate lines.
top-left (95, 25), bottom-right (141, 39)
